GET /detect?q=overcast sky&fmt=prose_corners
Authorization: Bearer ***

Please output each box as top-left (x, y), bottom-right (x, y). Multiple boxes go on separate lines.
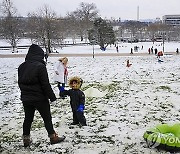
top-left (7, 0), bottom-right (180, 20)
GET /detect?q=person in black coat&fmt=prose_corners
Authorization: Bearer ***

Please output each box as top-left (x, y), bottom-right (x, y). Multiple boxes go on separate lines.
top-left (176, 48), bottom-right (179, 54)
top-left (18, 44), bottom-right (65, 147)
top-left (60, 76), bottom-right (87, 126)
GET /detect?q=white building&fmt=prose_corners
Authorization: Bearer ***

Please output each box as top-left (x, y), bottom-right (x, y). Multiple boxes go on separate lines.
top-left (162, 15), bottom-right (180, 26)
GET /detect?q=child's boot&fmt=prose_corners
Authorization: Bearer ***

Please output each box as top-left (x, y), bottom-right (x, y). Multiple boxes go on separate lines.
top-left (22, 135), bottom-right (31, 147)
top-left (59, 86), bottom-right (65, 99)
top-left (79, 123), bottom-right (87, 127)
top-left (48, 132), bottom-right (65, 144)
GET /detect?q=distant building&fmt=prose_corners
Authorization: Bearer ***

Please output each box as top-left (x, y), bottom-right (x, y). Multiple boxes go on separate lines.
top-left (162, 15), bottom-right (180, 26)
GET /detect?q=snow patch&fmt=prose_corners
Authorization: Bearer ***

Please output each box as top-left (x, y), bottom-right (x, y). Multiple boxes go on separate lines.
top-left (84, 87), bottom-right (107, 97)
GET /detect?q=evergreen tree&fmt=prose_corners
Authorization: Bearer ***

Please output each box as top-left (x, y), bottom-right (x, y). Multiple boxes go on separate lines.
top-left (88, 17), bottom-right (116, 50)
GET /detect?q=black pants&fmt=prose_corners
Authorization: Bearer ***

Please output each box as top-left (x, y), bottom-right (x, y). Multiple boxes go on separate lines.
top-left (58, 82), bottom-right (65, 89)
top-left (72, 111), bottom-right (87, 125)
top-left (23, 99), bottom-right (55, 136)
top-left (58, 82), bottom-right (65, 98)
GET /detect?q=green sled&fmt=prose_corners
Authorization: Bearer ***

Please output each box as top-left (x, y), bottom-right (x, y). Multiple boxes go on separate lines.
top-left (143, 123), bottom-right (180, 152)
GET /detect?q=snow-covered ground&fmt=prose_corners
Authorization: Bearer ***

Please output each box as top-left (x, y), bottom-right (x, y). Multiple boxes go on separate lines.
top-left (0, 40), bottom-right (180, 153)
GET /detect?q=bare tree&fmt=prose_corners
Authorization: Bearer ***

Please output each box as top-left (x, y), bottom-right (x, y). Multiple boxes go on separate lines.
top-left (170, 26), bottom-right (180, 41)
top-left (0, 18), bottom-right (3, 38)
top-left (147, 23), bottom-right (171, 43)
top-left (27, 5), bottom-right (64, 54)
top-left (67, 2), bottom-right (99, 42)
top-left (122, 20), bottom-right (147, 43)
top-left (0, 0), bottom-right (23, 52)
top-left (65, 15), bottom-right (80, 44)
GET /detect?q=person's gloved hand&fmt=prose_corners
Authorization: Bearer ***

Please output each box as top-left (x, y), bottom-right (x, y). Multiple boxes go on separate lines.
top-left (77, 104), bottom-right (85, 112)
top-left (59, 86), bottom-right (64, 92)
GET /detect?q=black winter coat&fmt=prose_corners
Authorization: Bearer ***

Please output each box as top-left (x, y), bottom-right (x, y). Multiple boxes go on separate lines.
top-left (62, 89), bottom-right (85, 111)
top-left (18, 44), bottom-right (56, 102)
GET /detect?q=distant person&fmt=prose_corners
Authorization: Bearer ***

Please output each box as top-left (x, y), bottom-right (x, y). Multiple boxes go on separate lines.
top-left (134, 46), bottom-right (138, 52)
top-left (116, 46), bottom-right (119, 52)
top-left (151, 47), bottom-right (153, 54)
top-left (154, 48), bottom-right (158, 55)
top-left (157, 51), bottom-right (163, 58)
top-left (60, 76), bottom-right (87, 127)
top-left (54, 57), bottom-right (68, 99)
top-left (148, 48), bottom-right (151, 54)
top-left (18, 44), bottom-right (65, 147)
top-left (130, 48), bottom-right (133, 54)
top-left (126, 59), bottom-right (132, 67)
top-left (176, 48), bottom-right (179, 54)
top-left (44, 52), bottom-right (49, 63)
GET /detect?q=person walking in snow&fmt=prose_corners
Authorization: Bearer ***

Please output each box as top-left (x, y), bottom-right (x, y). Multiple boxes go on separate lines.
top-left (126, 59), bottom-right (132, 67)
top-left (130, 48), bottom-right (133, 54)
top-left (59, 76), bottom-right (87, 127)
top-left (54, 57), bottom-right (68, 99)
top-left (176, 48), bottom-right (179, 54)
top-left (157, 51), bottom-right (163, 58)
top-left (151, 46), bottom-right (153, 54)
top-left (44, 52), bottom-right (48, 63)
top-left (18, 44), bottom-right (65, 147)
top-left (154, 48), bottom-right (158, 55)
top-left (116, 46), bottom-right (119, 52)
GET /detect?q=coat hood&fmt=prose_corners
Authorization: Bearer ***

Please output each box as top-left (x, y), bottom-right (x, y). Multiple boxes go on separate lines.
top-left (69, 76), bottom-right (83, 89)
top-left (25, 44), bottom-right (45, 62)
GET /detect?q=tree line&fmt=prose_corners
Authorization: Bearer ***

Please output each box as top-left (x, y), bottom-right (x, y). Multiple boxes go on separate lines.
top-left (0, 0), bottom-right (180, 53)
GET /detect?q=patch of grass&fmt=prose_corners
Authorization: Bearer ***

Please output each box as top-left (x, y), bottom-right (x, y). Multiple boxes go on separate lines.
top-left (54, 121), bottom-right (60, 127)
top-left (94, 123), bottom-right (109, 133)
top-left (85, 135), bottom-right (115, 144)
top-left (51, 109), bottom-right (60, 115)
top-left (86, 104), bottom-right (100, 115)
top-left (156, 85), bottom-right (171, 91)
top-left (86, 97), bottom-right (96, 103)
top-left (31, 120), bottom-right (44, 129)
top-left (141, 80), bottom-right (154, 85)
top-left (110, 119), bottom-right (118, 122)
top-left (0, 133), bottom-right (19, 142)
top-left (82, 82), bottom-right (104, 91)
top-left (83, 81), bottom-right (122, 98)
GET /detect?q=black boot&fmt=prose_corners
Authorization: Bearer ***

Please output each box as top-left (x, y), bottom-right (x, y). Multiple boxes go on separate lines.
top-left (79, 123), bottom-right (87, 127)
top-left (59, 92), bottom-right (66, 99)
top-left (22, 135), bottom-right (32, 147)
top-left (70, 122), bottom-right (79, 125)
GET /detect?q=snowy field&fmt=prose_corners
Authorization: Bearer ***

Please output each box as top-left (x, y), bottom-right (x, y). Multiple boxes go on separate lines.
top-left (0, 41), bottom-right (180, 154)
